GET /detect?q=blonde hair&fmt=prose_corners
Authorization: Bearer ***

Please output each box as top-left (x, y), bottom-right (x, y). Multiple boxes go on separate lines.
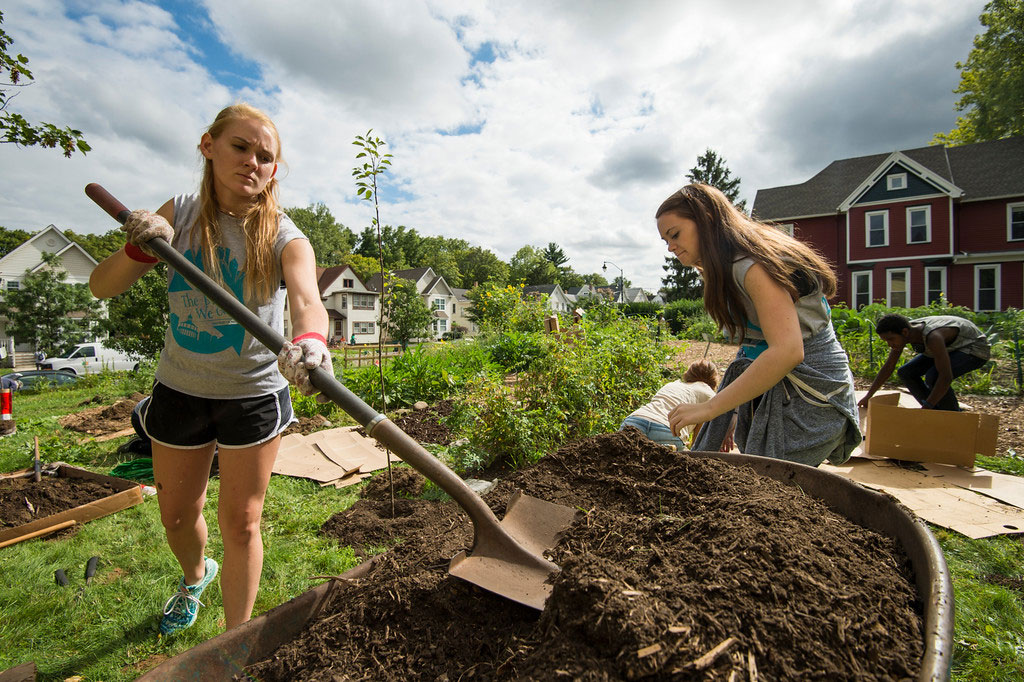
top-left (656, 184), bottom-right (837, 341)
top-left (195, 103), bottom-right (282, 303)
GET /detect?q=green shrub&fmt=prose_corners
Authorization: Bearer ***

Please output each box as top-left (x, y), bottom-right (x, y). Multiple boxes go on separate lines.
top-left (455, 317), bottom-right (668, 469)
top-left (622, 302), bottom-right (663, 318)
top-left (485, 330), bottom-right (547, 373)
top-left (344, 340), bottom-right (500, 410)
top-left (663, 298), bottom-right (705, 335)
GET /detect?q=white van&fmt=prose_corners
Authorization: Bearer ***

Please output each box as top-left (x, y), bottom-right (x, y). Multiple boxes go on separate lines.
top-left (42, 342), bottom-right (139, 375)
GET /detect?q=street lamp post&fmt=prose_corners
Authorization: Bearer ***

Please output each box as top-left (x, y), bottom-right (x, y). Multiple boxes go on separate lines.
top-left (602, 261), bottom-right (623, 304)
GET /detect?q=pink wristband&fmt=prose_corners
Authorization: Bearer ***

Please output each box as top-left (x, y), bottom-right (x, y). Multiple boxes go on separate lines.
top-left (124, 243), bottom-right (158, 263)
top-left (292, 332), bottom-right (327, 344)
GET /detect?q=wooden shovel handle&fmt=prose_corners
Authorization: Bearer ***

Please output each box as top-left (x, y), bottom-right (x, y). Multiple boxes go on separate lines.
top-left (0, 519), bottom-right (76, 548)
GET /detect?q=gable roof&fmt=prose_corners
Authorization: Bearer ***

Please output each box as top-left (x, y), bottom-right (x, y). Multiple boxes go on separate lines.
top-left (315, 265), bottom-right (375, 296)
top-left (752, 136), bottom-right (1024, 220)
top-left (365, 266), bottom-right (435, 292)
top-left (0, 225), bottom-right (98, 279)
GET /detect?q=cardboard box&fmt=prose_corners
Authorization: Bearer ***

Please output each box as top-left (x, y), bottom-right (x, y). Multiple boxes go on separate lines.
top-left (864, 393), bottom-right (998, 467)
top-left (0, 465), bottom-right (143, 547)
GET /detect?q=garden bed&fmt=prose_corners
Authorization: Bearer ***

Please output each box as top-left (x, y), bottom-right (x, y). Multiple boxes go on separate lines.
top-left (0, 465), bottom-right (142, 546)
top-left (233, 429), bottom-right (938, 681)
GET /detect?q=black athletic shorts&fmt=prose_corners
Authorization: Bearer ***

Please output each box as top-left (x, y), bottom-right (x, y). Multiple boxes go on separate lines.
top-left (140, 382), bottom-right (295, 449)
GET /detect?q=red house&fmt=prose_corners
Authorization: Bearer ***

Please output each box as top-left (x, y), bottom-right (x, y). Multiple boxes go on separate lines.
top-left (752, 137), bottom-right (1024, 312)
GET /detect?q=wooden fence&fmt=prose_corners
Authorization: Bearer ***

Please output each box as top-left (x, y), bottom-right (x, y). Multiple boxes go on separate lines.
top-left (337, 344), bottom-right (405, 369)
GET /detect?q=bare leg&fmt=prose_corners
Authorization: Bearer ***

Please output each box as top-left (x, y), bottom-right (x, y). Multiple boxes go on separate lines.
top-left (151, 441), bottom-right (217, 585)
top-left (216, 436), bottom-right (280, 629)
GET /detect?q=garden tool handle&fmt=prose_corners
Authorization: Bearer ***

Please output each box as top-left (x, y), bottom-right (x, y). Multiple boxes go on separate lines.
top-left (84, 184), bottom-right (506, 540)
top-left (33, 437), bottom-right (41, 483)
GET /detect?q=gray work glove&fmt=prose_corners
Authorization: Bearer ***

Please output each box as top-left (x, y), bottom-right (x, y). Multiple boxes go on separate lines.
top-left (278, 336), bottom-right (334, 404)
top-left (123, 209), bottom-right (173, 257)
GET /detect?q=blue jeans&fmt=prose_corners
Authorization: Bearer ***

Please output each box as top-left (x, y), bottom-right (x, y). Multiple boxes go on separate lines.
top-left (896, 351), bottom-right (988, 411)
top-left (619, 416), bottom-right (688, 450)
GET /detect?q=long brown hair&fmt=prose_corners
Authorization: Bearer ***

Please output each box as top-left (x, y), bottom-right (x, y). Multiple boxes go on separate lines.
top-left (656, 183), bottom-right (836, 341)
top-left (195, 103), bottom-right (283, 303)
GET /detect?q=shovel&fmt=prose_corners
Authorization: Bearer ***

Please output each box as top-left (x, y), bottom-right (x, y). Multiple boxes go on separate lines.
top-left (85, 183), bottom-right (577, 610)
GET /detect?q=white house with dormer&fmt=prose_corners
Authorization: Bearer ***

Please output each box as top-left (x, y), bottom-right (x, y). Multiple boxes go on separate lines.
top-left (366, 267), bottom-right (461, 340)
top-left (303, 264), bottom-right (381, 344)
top-left (0, 225), bottom-right (99, 359)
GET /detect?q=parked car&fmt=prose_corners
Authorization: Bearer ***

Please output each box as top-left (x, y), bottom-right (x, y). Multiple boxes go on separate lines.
top-left (40, 342), bottom-right (139, 376)
top-left (6, 370), bottom-right (81, 390)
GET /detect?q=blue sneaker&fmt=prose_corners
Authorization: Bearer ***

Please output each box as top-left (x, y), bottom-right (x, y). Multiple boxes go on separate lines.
top-left (159, 557), bottom-right (218, 636)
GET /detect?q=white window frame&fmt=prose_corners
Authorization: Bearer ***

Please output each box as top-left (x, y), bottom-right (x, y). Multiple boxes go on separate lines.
top-left (6, 280), bottom-right (19, 290)
top-left (852, 271), bottom-right (872, 310)
top-left (1008, 202), bottom-right (1024, 242)
top-left (887, 173), bottom-right (907, 191)
top-left (352, 294), bottom-right (374, 310)
top-left (353, 321), bottom-right (375, 335)
top-left (886, 267), bottom-right (910, 308)
top-left (974, 264), bottom-right (1001, 312)
top-left (906, 205), bottom-right (931, 244)
top-left (924, 266), bottom-right (946, 305)
top-left (866, 210), bottom-right (889, 247)
top-left (432, 297), bottom-right (446, 311)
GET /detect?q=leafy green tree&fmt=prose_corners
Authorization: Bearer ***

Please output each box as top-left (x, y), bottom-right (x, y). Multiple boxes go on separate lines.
top-left (0, 252), bottom-right (102, 355)
top-left (67, 229), bottom-right (124, 261)
top-left (454, 246), bottom-right (508, 288)
top-left (1, 11), bottom-right (90, 157)
top-left (661, 260), bottom-right (704, 301)
top-left (934, 0), bottom-right (1024, 144)
top-left (383, 275), bottom-right (432, 348)
top-left (354, 224), bottom-right (422, 270)
top-left (542, 242), bottom-right (569, 267)
top-left (285, 203), bottom-right (355, 266)
top-left (508, 245), bottom-right (558, 285)
top-left (0, 225), bottom-right (32, 258)
top-left (556, 267), bottom-right (585, 289)
top-left (99, 267), bottom-right (169, 359)
top-left (581, 272), bottom-right (609, 287)
top-left (342, 252), bottom-right (383, 281)
top-left (419, 235), bottom-right (465, 285)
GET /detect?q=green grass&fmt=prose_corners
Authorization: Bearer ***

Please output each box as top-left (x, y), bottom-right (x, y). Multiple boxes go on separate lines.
top-left (0, 376), bottom-right (364, 680)
top-left (1, 371), bottom-right (1023, 680)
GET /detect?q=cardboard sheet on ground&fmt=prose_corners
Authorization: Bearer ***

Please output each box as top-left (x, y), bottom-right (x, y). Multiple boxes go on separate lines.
top-left (273, 426), bottom-right (399, 488)
top-left (820, 458), bottom-right (1024, 538)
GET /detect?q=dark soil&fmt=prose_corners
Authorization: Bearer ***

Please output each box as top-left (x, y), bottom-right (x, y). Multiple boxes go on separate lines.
top-left (246, 429), bottom-right (924, 681)
top-left (0, 475), bottom-right (123, 528)
top-left (388, 400), bottom-right (456, 445)
top-left (57, 393), bottom-right (146, 435)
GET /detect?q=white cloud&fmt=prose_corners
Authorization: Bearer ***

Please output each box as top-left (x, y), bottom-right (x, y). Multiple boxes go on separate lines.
top-left (0, 0), bottom-right (985, 291)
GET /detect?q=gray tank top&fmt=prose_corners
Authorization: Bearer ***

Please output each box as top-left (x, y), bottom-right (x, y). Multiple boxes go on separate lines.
top-left (154, 193), bottom-right (306, 399)
top-left (911, 315), bottom-right (990, 360)
top-left (729, 257), bottom-right (832, 346)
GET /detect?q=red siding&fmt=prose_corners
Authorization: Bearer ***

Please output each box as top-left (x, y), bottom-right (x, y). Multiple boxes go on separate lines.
top-left (957, 199), bottom-right (1021, 252)
top-left (847, 197), bottom-right (952, 262)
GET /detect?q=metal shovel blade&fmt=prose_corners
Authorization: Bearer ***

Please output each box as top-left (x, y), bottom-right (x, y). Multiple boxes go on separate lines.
top-left (449, 491), bottom-right (578, 610)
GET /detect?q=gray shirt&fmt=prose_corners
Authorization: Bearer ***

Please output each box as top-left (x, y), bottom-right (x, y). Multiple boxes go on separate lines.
top-left (911, 315), bottom-right (991, 361)
top-left (154, 193), bottom-right (306, 399)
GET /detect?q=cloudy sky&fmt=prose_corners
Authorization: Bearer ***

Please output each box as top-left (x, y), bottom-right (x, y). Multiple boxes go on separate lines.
top-left (0, 0), bottom-right (984, 291)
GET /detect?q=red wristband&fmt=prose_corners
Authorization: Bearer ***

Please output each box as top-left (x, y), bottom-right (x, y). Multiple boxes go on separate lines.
top-left (292, 332), bottom-right (327, 344)
top-left (124, 243), bottom-right (158, 263)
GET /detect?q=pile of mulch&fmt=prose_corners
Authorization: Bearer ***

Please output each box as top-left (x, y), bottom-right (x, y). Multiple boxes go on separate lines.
top-left (0, 475), bottom-right (123, 529)
top-left (58, 393), bottom-right (146, 435)
top-left (246, 428), bottom-right (925, 681)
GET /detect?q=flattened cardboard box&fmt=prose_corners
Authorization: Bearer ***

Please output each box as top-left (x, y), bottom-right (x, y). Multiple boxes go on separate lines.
top-left (0, 465), bottom-right (143, 546)
top-left (865, 393), bottom-right (998, 468)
